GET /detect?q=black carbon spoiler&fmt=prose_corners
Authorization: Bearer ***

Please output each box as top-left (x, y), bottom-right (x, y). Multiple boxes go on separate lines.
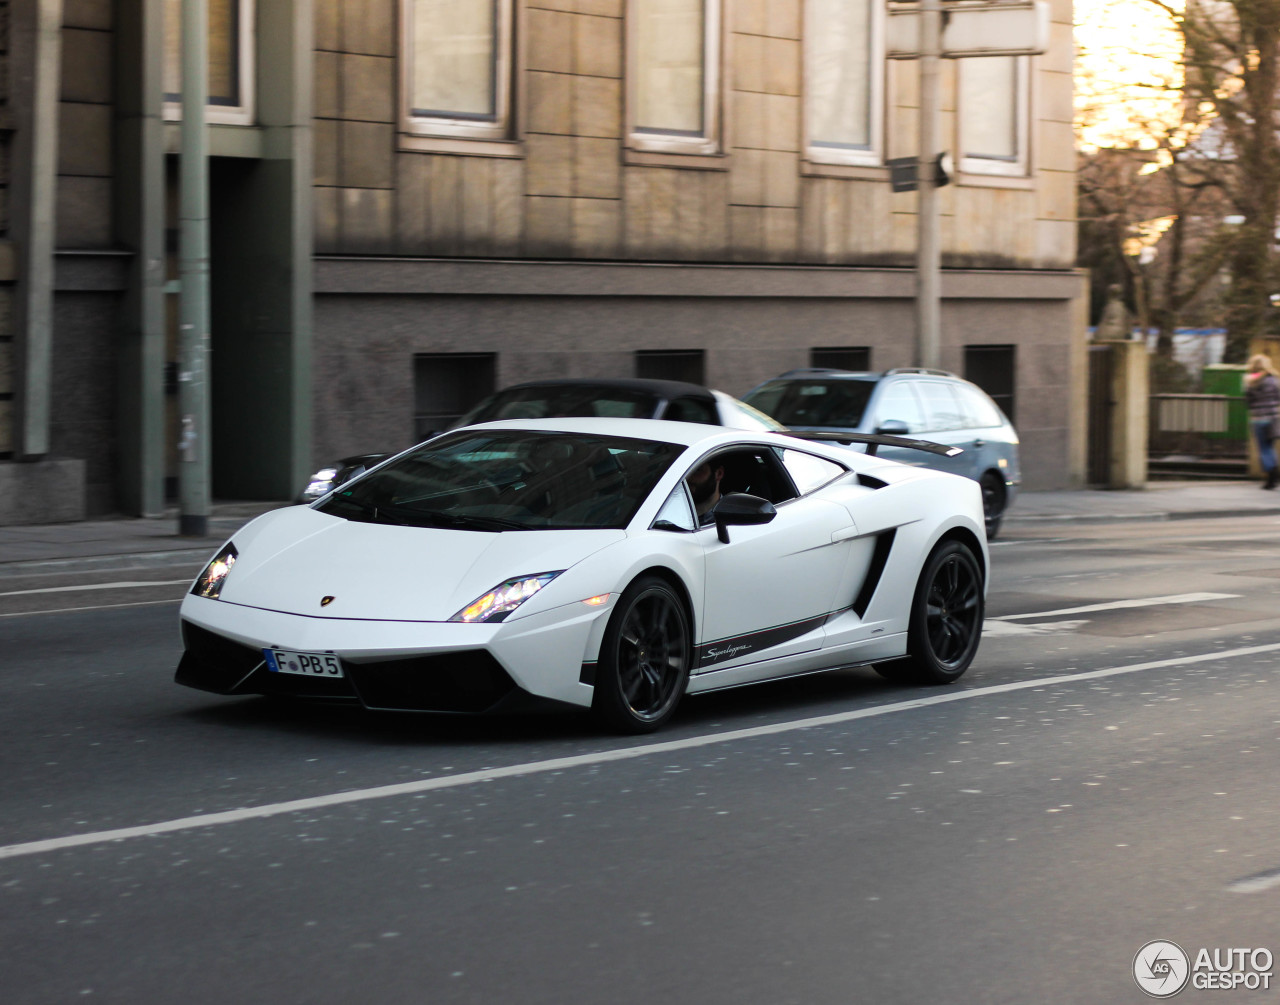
top-left (782, 430), bottom-right (963, 458)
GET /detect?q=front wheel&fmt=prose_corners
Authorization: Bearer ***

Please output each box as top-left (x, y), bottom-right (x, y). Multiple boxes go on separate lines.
top-left (592, 576), bottom-right (692, 733)
top-left (894, 539), bottom-right (984, 684)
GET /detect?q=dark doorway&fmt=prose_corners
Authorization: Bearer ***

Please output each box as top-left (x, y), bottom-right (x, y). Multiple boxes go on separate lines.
top-left (810, 347), bottom-right (871, 371)
top-left (964, 344), bottom-right (1016, 422)
top-left (414, 352), bottom-right (497, 439)
top-left (1087, 344), bottom-right (1114, 485)
top-left (635, 349), bottom-right (705, 385)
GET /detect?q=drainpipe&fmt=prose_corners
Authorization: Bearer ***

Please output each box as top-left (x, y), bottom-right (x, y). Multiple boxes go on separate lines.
top-left (915, 0), bottom-right (942, 369)
top-left (178, 0), bottom-right (211, 536)
top-left (10, 0), bottom-right (63, 459)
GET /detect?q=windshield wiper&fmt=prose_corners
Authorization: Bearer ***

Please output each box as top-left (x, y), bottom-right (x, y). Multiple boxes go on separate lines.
top-left (404, 510), bottom-right (530, 532)
top-left (321, 496), bottom-right (411, 525)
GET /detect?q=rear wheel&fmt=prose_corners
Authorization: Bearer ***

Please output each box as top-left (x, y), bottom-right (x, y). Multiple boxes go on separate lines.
top-left (979, 472), bottom-right (1005, 539)
top-left (881, 540), bottom-right (984, 685)
top-left (592, 576), bottom-right (691, 733)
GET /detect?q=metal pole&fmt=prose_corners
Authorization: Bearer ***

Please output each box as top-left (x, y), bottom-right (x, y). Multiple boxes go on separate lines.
top-left (916, 0), bottom-right (942, 369)
top-left (179, 0), bottom-right (211, 536)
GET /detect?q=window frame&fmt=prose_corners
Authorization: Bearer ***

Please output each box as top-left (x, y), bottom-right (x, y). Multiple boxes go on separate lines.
top-left (624, 0), bottom-right (724, 157)
top-left (956, 54), bottom-right (1030, 179)
top-left (400, 0), bottom-right (517, 144)
top-left (802, 0), bottom-right (885, 168)
top-left (162, 0), bottom-right (257, 126)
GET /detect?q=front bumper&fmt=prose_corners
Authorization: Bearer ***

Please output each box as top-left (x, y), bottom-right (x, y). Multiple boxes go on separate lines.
top-left (176, 594), bottom-right (607, 712)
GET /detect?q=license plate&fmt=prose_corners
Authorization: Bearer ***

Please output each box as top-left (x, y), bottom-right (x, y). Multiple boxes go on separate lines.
top-left (263, 648), bottom-right (343, 678)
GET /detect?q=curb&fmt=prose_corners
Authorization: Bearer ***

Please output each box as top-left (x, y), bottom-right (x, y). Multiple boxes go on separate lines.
top-left (1008, 506), bottom-right (1280, 526)
top-left (0, 548), bottom-right (218, 579)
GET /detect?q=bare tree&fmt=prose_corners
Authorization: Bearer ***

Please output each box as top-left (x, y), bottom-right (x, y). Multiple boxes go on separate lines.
top-left (1149, 0), bottom-right (1280, 360)
top-left (1075, 0), bottom-right (1229, 373)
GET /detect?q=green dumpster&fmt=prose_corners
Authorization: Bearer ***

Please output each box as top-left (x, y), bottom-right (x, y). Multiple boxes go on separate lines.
top-left (1201, 364), bottom-right (1249, 440)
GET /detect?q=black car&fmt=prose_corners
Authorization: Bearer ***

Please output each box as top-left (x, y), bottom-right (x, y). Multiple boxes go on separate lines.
top-left (297, 378), bottom-right (783, 502)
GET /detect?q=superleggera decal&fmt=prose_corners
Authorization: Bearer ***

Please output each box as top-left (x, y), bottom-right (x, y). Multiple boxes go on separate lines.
top-left (694, 613), bottom-right (831, 669)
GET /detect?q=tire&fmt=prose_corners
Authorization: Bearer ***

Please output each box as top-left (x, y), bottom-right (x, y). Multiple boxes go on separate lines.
top-left (592, 576), bottom-right (692, 733)
top-left (897, 539), bottom-right (984, 684)
top-left (979, 472), bottom-right (1005, 540)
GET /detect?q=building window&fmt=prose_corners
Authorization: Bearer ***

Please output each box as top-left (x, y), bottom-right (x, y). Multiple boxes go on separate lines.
top-left (957, 56), bottom-right (1028, 177)
top-left (626, 0), bottom-right (722, 155)
top-left (402, 0), bottom-right (515, 141)
top-left (414, 352), bottom-right (497, 440)
top-left (804, 0), bottom-right (883, 166)
top-left (811, 347), bottom-right (871, 371)
top-left (964, 344), bottom-right (1016, 422)
top-left (636, 349), bottom-right (706, 385)
top-left (163, 0), bottom-right (256, 124)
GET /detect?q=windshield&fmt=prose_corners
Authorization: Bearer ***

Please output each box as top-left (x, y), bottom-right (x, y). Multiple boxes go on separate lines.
top-left (317, 430), bottom-right (683, 531)
top-left (743, 379), bottom-right (876, 428)
top-left (460, 385), bottom-right (664, 425)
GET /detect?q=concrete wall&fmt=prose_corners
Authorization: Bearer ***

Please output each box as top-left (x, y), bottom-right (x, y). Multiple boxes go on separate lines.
top-left (313, 260), bottom-right (1086, 489)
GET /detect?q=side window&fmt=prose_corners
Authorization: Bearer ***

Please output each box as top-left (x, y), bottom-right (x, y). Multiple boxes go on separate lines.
top-left (652, 483), bottom-right (697, 532)
top-left (707, 448), bottom-right (797, 505)
top-left (780, 449), bottom-right (846, 495)
top-left (663, 397), bottom-right (719, 425)
top-left (871, 382), bottom-right (925, 433)
top-left (916, 381), bottom-right (967, 432)
top-left (953, 383), bottom-right (1004, 429)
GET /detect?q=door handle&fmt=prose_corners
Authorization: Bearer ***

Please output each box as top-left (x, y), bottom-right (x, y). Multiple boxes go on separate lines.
top-left (972, 439), bottom-right (986, 448)
top-left (831, 526), bottom-right (860, 543)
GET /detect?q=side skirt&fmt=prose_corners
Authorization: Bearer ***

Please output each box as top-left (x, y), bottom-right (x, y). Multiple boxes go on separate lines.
top-left (684, 633), bottom-right (908, 695)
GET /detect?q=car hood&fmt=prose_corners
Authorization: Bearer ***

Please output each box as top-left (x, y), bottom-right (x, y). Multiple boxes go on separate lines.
top-left (216, 506), bottom-right (625, 621)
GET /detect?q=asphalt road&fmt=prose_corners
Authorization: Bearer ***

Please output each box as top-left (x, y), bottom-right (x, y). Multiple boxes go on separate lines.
top-left (3, 516), bottom-right (1280, 1003)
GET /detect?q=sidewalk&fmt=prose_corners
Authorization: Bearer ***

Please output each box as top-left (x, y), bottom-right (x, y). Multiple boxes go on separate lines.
top-left (3, 482), bottom-right (1280, 578)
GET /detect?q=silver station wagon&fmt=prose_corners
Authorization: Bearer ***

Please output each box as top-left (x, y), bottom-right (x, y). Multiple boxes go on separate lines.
top-left (743, 368), bottom-right (1021, 537)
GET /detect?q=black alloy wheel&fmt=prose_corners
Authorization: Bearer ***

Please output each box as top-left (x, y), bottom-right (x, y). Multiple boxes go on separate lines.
top-left (880, 539), bottom-right (984, 685)
top-left (593, 576), bottom-right (691, 733)
top-left (979, 472), bottom-right (1005, 540)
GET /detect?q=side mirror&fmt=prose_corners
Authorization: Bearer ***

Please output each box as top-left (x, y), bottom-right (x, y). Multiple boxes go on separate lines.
top-left (875, 419), bottom-right (910, 436)
top-left (713, 492), bottom-right (777, 544)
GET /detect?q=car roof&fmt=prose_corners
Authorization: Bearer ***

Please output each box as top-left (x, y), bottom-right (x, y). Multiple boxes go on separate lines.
top-left (770, 367), bottom-right (960, 381)
top-left (453, 416), bottom-right (750, 446)
top-left (496, 377), bottom-right (716, 402)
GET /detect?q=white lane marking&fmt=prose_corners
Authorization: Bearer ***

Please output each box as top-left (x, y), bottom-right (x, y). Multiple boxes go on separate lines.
top-left (0, 580), bottom-right (191, 598)
top-left (3, 641), bottom-right (1280, 862)
top-left (1228, 868), bottom-right (1280, 894)
top-left (989, 593), bottom-right (1240, 622)
top-left (982, 619), bottom-right (1091, 638)
top-left (0, 599), bottom-right (182, 618)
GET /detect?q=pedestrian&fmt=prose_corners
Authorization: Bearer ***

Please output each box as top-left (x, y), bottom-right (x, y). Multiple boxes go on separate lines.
top-left (1244, 353), bottom-right (1280, 489)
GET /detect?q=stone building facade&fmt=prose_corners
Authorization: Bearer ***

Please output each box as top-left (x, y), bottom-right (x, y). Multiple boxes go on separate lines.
top-left (0, 0), bottom-right (1086, 524)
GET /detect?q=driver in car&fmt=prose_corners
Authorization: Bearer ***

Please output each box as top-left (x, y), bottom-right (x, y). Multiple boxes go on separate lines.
top-left (686, 461), bottom-right (725, 524)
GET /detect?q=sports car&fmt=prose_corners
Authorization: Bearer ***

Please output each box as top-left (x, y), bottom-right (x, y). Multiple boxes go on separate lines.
top-left (177, 419), bottom-right (987, 733)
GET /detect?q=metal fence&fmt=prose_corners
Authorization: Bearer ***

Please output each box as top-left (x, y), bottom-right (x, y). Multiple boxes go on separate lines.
top-left (1148, 394), bottom-right (1243, 456)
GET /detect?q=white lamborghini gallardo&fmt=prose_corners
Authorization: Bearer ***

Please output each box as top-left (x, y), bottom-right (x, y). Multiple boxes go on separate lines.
top-left (177, 418), bottom-right (987, 733)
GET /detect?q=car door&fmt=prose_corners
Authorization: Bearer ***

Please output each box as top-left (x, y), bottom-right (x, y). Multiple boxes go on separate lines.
top-left (694, 448), bottom-right (856, 672)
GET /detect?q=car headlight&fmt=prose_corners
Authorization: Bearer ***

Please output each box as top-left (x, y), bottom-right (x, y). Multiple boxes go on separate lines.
top-left (300, 467), bottom-right (340, 501)
top-left (450, 572), bottom-right (562, 624)
top-left (191, 543), bottom-right (238, 600)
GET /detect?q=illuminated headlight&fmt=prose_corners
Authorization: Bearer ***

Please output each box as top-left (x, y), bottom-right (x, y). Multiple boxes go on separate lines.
top-left (301, 467), bottom-right (340, 500)
top-left (450, 572), bottom-right (562, 624)
top-left (191, 543), bottom-right (238, 600)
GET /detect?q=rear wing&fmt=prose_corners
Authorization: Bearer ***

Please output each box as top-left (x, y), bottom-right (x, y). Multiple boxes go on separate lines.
top-left (782, 430), bottom-right (963, 459)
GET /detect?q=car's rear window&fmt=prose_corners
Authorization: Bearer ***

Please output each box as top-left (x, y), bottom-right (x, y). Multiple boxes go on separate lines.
top-left (743, 379), bottom-right (876, 428)
top-left (318, 429), bottom-right (683, 531)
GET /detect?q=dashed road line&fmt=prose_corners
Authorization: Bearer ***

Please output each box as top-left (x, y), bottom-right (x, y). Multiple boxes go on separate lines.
top-left (3, 641), bottom-right (1279, 862)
